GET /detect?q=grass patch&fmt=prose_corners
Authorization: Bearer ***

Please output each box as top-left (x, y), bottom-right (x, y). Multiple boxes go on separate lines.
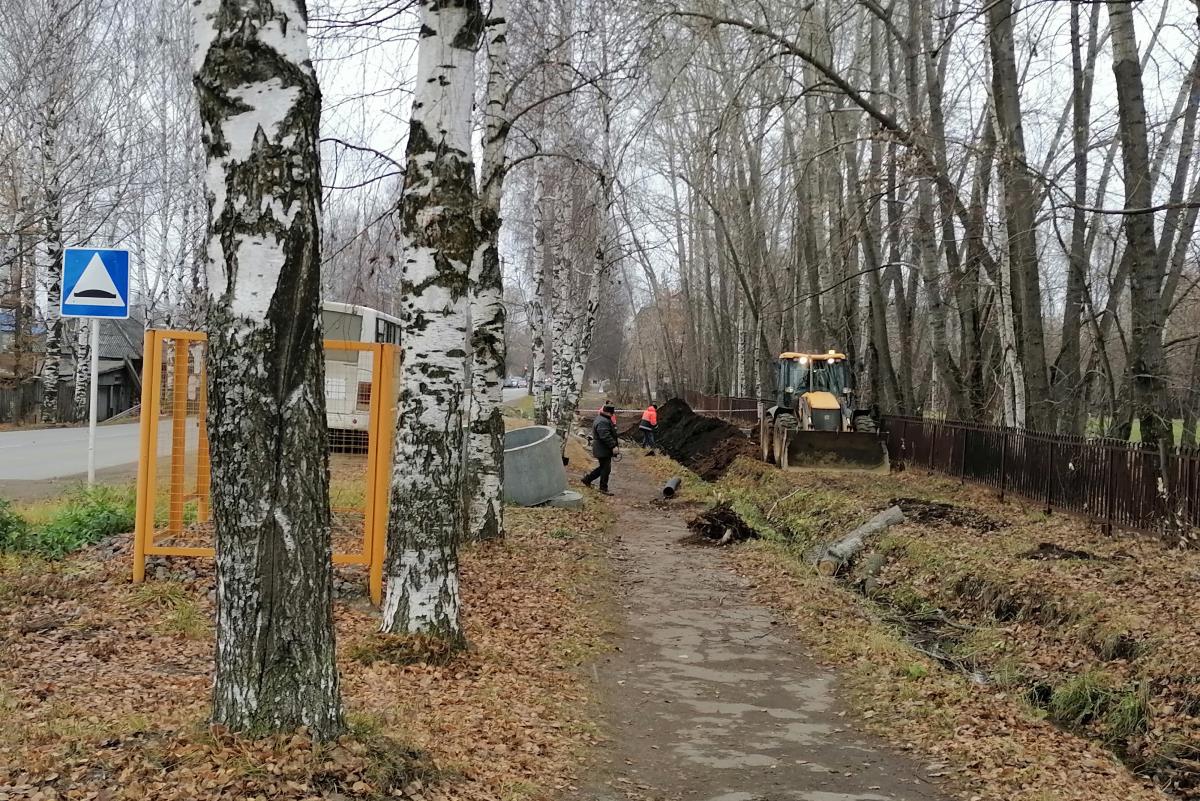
top-left (347, 633), bottom-right (462, 666)
top-left (503, 394), bottom-right (535, 417)
top-left (1048, 670), bottom-right (1115, 728)
top-left (161, 599), bottom-right (207, 639)
top-left (1104, 685), bottom-right (1152, 744)
top-left (1044, 671), bottom-right (1150, 744)
top-left (133, 581), bottom-right (208, 639)
top-left (1, 486), bottom-right (135, 558)
top-left (0, 498), bottom-right (31, 549)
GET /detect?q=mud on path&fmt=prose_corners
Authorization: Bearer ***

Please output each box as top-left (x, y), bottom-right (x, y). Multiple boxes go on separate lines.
top-left (575, 460), bottom-right (948, 801)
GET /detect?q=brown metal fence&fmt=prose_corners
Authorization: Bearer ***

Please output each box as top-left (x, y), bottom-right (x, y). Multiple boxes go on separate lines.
top-left (680, 389), bottom-right (761, 427)
top-left (884, 415), bottom-right (1200, 540)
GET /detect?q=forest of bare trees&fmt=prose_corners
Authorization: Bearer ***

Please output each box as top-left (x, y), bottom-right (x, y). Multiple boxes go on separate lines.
top-left (600, 0), bottom-right (1200, 449)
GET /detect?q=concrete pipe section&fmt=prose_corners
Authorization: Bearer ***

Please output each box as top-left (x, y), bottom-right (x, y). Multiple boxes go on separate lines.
top-left (502, 425), bottom-right (583, 509)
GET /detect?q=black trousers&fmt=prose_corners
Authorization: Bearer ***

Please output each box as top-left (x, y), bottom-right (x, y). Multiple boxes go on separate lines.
top-left (584, 456), bottom-right (612, 491)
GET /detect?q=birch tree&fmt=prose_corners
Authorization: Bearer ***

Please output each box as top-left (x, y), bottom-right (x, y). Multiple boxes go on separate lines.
top-left (193, 0), bottom-right (343, 738)
top-left (380, 0), bottom-right (483, 643)
top-left (466, 0), bottom-right (511, 542)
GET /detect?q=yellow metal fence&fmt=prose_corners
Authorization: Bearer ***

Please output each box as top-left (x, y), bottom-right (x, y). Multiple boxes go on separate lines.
top-left (132, 329), bottom-right (401, 605)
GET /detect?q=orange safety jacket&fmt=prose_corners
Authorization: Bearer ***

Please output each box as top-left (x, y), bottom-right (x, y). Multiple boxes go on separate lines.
top-left (640, 407), bottom-right (657, 428)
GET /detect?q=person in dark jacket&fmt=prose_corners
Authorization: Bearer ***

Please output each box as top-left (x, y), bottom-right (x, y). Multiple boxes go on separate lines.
top-left (583, 403), bottom-right (619, 495)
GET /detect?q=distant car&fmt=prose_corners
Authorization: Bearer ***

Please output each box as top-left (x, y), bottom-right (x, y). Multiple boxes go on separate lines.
top-left (503, 377), bottom-right (522, 388)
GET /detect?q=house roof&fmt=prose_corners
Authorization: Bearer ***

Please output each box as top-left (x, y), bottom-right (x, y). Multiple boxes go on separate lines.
top-left (99, 317), bottom-right (144, 361)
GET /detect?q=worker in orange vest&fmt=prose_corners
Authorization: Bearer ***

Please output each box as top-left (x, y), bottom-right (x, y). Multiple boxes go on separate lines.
top-left (639, 403), bottom-right (658, 454)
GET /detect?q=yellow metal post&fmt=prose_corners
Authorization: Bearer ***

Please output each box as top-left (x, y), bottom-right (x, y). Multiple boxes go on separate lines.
top-left (369, 344), bottom-right (399, 606)
top-left (196, 356), bottom-right (211, 523)
top-left (132, 330), bottom-right (157, 583)
top-left (361, 344), bottom-right (383, 561)
top-left (168, 339), bottom-right (188, 535)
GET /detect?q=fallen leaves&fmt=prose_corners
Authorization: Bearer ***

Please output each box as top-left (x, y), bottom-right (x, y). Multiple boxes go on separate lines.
top-left (0, 494), bottom-right (616, 800)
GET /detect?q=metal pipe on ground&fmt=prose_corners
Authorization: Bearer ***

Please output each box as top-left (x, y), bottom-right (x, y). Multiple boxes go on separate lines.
top-left (663, 477), bottom-right (682, 498)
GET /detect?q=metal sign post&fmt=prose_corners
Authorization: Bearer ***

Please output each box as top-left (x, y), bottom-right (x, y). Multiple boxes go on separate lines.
top-left (87, 321), bottom-right (99, 484)
top-left (61, 247), bottom-right (131, 486)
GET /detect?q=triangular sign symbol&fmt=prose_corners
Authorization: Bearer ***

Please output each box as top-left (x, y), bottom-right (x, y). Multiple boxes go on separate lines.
top-left (66, 253), bottom-right (124, 307)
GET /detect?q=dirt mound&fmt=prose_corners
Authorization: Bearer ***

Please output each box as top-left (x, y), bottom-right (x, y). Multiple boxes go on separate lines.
top-left (656, 398), bottom-right (756, 480)
top-left (684, 502), bottom-right (759, 546)
top-left (617, 419), bottom-right (645, 442)
top-left (889, 497), bottom-right (1004, 533)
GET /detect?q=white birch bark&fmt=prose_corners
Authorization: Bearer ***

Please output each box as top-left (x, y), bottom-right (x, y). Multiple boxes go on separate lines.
top-left (465, 0), bottom-right (509, 542)
top-left (559, 235), bottom-right (605, 440)
top-left (72, 319), bottom-right (89, 418)
top-left (530, 178), bottom-right (548, 425)
top-left (996, 225), bottom-right (1027, 428)
top-left (381, 0), bottom-right (482, 643)
top-left (39, 105), bottom-right (66, 422)
top-left (193, 0), bottom-right (342, 738)
top-left (548, 193), bottom-right (573, 438)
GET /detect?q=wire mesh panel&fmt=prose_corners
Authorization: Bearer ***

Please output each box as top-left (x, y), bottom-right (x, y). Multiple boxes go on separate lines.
top-left (133, 330), bottom-right (400, 604)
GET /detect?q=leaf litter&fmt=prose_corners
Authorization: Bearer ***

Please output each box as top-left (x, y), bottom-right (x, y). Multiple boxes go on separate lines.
top-left (0, 494), bottom-right (615, 800)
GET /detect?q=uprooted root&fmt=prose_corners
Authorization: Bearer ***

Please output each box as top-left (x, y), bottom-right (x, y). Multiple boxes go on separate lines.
top-left (1021, 542), bottom-right (1099, 561)
top-left (684, 502), bottom-right (759, 546)
top-left (889, 497), bottom-right (1004, 533)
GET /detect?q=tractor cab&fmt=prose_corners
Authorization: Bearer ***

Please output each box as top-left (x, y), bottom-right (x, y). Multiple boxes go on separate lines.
top-left (776, 351), bottom-right (850, 424)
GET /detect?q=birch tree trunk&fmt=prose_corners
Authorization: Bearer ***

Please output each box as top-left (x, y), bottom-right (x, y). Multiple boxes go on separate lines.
top-left (466, 0), bottom-right (509, 542)
top-left (381, 0), bottom-right (482, 643)
top-left (39, 108), bottom-right (65, 423)
top-left (193, 0), bottom-right (343, 739)
top-left (72, 319), bottom-right (89, 419)
top-left (530, 179), bottom-right (548, 425)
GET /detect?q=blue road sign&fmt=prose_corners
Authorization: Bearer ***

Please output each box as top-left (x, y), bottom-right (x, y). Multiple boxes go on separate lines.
top-left (62, 248), bottom-right (130, 319)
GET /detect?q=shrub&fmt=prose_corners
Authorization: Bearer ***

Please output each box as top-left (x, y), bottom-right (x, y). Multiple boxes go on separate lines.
top-left (1, 487), bottom-right (135, 559)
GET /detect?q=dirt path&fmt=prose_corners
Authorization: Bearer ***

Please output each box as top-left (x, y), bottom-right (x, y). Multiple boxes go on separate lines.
top-left (575, 459), bottom-right (948, 801)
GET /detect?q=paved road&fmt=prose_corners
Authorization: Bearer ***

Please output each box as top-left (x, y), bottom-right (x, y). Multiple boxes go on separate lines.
top-left (0, 389), bottom-right (531, 486)
top-left (0, 421), bottom-right (195, 483)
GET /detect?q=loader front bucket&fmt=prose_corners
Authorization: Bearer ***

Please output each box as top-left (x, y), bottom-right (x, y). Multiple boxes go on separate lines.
top-left (778, 430), bottom-right (889, 472)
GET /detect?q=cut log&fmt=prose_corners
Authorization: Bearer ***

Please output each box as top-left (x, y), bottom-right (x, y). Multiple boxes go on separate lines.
top-left (813, 506), bottom-right (905, 576)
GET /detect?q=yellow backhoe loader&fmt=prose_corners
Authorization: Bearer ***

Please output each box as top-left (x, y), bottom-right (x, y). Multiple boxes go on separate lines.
top-left (760, 350), bottom-right (888, 471)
